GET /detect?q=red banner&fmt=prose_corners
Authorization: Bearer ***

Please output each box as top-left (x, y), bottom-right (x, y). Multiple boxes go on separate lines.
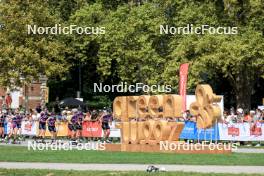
top-left (250, 123), bottom-right (262, 136)
top-left (179, 63), bottom-right (189, 111)
top-left (228, 126), bottom-right (240, 136)
top-left (82, 121), bottom-right (102, 137)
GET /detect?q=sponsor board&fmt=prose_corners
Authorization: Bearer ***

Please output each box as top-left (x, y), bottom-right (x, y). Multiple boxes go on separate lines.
top-left (4, 121), bottom-right (264, 141)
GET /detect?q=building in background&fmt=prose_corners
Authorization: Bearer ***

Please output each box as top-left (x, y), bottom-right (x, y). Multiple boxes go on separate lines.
top-left (0, 79), bottom-right (48, 111)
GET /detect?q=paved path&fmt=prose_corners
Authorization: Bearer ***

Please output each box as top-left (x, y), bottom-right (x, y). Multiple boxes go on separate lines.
top-left (0, 162), bottom-right (264, 174)
top-left (234, 148), bottom-right (264, 153)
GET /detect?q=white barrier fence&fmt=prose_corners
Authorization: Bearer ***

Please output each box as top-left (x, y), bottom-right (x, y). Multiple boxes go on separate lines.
top-left (4, 121), bottom-right (264, 141)
top-left (218, 122), bottom-right (264, 141)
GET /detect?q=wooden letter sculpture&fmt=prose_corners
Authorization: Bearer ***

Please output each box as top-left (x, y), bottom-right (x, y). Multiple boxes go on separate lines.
top-left (112, 84), bottom-right (222, 152)
top-left (113, 95), bottom-right (184, 147)
top-left (190, 84), bottom-right (222, 129)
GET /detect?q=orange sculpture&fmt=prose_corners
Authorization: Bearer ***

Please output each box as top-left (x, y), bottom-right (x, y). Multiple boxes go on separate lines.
top-left (112, 84), bottom-right (222, 151)
top-left (190, 84), bottom-right (222, 129)
top-left (113, 94), bottom-right (184, 146)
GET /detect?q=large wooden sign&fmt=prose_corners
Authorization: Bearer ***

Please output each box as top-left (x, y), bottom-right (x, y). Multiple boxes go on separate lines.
top-left (112, 84), bottom-right (222, 151)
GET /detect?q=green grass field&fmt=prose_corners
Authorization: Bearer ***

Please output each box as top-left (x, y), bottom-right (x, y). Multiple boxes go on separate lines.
top-left (0, 169), bottom-right (264, 176)
top-left (0, 146), bottom-right (264, 165)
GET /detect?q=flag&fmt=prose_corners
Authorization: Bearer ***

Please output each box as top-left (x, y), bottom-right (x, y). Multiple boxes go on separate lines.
top-left (179, 63), bottom-right (189, 111)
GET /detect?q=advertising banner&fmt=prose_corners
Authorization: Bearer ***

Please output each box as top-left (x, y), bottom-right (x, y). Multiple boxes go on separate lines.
top-left (21, 121), bottom-right (38, 136)
top-left (82, 121), bottom-right (102, 137)
top-left (45, 122), bottom-right (68, 137)
top-left (109, 121), bottom-right (121, 138)
top-left (218, 122), bottom-right (264, 141)
top-left (5, 119), bottom-right (264, 141)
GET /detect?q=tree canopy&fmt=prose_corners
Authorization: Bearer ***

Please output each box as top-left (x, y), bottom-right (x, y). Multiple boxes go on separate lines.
top-left (0, 0), bottom-right (69, 87)
top-left (1, 0), bottom-right (263, 110)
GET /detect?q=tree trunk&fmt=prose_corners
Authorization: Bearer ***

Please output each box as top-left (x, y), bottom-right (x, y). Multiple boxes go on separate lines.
top-left (234, 70), bottom-right (252, 112)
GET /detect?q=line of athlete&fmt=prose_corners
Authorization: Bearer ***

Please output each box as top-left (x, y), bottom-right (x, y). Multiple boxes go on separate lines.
top-left (0, 109), bottom-right (24, 144)
top-left (37, 108), bottom-right (84, 144)
top-left (0, 107), bottom-right (113, 144)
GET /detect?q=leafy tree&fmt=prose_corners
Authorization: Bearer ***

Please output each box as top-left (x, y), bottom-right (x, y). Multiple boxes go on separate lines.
top-left (164, 0), bottom-right (264, 110)
top-left (0, 0), bottom-right (69, 87)
top-left (3, 0), bottom-right (262, 110)
top-left (97, 3), bottom-right (167, 90)
top-left (48, 0), bottom-right (91, 21)
top-left (95, 0), bottom-right (264, 109)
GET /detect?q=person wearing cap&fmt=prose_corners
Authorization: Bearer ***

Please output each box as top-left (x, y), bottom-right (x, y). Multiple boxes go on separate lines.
top-left (47, 112), bottom-right (57, 143)
top-left (236, 108), bottom-right (244, 123)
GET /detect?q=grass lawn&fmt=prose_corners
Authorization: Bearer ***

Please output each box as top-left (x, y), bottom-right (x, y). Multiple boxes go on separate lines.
top-left (0, 146), bottom-right (264, 165)
top-left (0, 169), bottom-right (264, 176)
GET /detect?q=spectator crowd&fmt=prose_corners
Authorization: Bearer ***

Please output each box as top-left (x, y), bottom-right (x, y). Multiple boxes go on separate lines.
top-left (0, 105), bottom-right (113, 144)
top-left (0, 104), bottom-right (263, 146)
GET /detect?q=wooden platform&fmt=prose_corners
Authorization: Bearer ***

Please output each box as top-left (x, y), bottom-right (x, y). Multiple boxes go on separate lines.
top-left (105, 143), bottom-right (232, 154)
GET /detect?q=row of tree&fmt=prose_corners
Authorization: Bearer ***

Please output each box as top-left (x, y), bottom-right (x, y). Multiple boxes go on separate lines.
top-left (0, 0), bottom-right (263, 110)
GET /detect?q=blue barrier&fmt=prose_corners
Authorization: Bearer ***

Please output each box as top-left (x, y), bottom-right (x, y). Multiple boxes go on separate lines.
top-left (197, 124), bottom-right (219, 141)
top-left (180, 121), bottom-right (220, 141)
top-left (179, 121), bottom-right (197, 139)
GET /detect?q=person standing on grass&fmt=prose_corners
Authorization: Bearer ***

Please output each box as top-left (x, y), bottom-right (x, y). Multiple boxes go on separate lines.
top-left (0, 110), bottom-right (6, 142)
top-left (76, 111), bottom-right (84, 142)
top-left (100, 109), bottom-right (113, 143)
top-left (38, 111), bottom-right (49, 142)
top-left (69, 109), bottom-right (79, 143)
top-left (16, 111), bottom-right (24, 141)
top-left (8, 109), bottom-right (20, 144)
top-left (47, 112), bottom-right (57, 143)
